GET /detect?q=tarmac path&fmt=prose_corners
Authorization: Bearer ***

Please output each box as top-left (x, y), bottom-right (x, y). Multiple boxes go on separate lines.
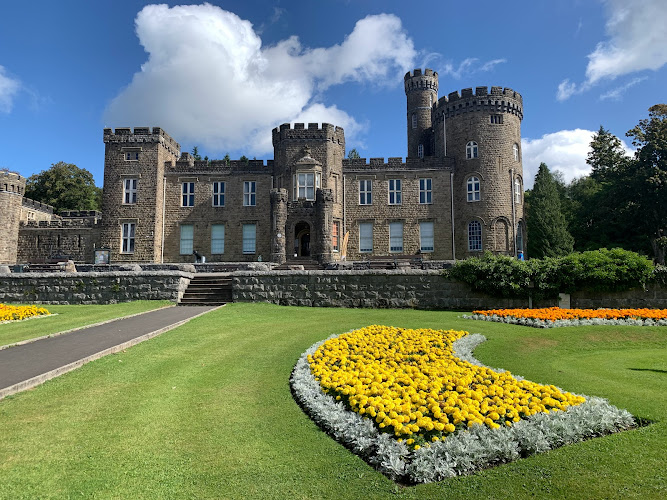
top-left (0, 305), bottom-right (218, 399)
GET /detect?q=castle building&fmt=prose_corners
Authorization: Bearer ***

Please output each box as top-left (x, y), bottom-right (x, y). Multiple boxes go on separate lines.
top-left (1, 68), bottom-right (525, 266)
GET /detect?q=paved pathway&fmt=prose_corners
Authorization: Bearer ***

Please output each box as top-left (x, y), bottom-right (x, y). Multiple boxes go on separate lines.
top-left (0, 305), bottom-right (218, 399)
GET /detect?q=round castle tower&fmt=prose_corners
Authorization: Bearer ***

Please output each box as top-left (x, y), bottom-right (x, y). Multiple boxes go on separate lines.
top-left (404, 69), bottom-right (438, 159)
top-left (433, 85), bottom-right (525, 257)
top-left (0, 170), bottom-right (26, 265)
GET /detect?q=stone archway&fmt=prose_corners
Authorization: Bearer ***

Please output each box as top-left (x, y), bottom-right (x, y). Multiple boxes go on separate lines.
top-left (294, 221), bottom-right (311, 257)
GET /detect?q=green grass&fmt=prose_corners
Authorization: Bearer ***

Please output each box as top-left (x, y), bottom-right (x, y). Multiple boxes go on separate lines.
top-left (0, 303), bottom-right (665, 499)
top-left (0, 301), bottom-right (173, 347)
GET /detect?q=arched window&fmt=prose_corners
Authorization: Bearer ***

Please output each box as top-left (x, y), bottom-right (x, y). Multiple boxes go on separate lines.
top-left (466, 141), bottom-right (478, 159)
top-left (468, 221), bottom-right (482, 251)
top-left (516, 223), bottom-right (524, 254)
top-left (467, 176), bottom-right (480, 202)
top-left (514, 177), bottom-right (522, 204)
top-left (513, 143), bottom-right (519, 162)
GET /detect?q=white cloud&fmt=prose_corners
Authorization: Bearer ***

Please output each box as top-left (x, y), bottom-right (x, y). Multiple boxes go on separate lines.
top-left (599, 76), bottom-right (647, 101)
top-left (557, 0), bottom-right (667, 100)
top-left (0, 65), bottom-right (20, 113)
top-left (439, 57), bottom-right (507, 80)
top-left (104, 4), bottom-right (415, 155)
top-left (521, 129), bottom-right (633, 188)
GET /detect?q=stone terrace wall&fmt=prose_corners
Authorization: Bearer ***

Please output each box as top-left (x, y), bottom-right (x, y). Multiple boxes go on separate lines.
top-left (570, 285), bottom-right (667, 309)
top-left (0, 271), bottom-right (192, 305)
top-left (232, 270), bottom-right (542, 310)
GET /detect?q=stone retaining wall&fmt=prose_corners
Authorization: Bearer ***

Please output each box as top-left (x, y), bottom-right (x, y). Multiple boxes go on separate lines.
top-left (0, 271), bottom-right (192, 305)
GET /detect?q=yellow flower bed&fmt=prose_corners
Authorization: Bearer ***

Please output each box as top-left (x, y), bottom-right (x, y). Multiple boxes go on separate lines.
top-left (473, 307), bottom-right (667, 322)
top-left (308, 326), bottom-right (585, 449)
top-left (0, 303), bottom-right (51, 322)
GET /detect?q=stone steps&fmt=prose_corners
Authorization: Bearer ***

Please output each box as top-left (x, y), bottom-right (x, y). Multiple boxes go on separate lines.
top-left (179, 276), bottom-right (233, 306)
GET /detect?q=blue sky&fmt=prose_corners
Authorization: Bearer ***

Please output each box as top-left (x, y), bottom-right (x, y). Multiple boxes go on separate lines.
top-left (1, 0), bottom-right (666, 189)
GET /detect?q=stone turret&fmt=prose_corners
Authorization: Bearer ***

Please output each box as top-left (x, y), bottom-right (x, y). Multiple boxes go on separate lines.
top-left (0, 170), bottom-right (26, 264)
top-left (405, 68), bottom-right (438, 159)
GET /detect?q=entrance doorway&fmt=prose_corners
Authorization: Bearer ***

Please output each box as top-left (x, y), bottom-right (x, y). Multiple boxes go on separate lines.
top-left (294, 221), bottom-right (311, 257)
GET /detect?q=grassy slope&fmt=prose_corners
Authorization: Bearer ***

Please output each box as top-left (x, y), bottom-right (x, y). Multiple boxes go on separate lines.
top-left (0, 303), bottom-right (665, 499)
top-left (0, 301), bottom-right (173, 347)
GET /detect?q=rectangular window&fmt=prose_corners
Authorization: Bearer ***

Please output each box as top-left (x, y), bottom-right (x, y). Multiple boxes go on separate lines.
top-left (332, 221), bottom-right (340, 252)
top-left (180, 224), bottom-right (194, 255)
top-left (418, 144), bottom-right (424, 158)
top-left (121, 222), bottom-right (135, 253)
top-left (243, 181), bottom-right (256, 206)
top-left (123, 178), bottom-right (137, 204)
top-left (182, 182), bottom-right (194, 207)
top-left (359, 222), bottom-right (373, 253)
top-left (359, 180), bottom-right (372, 205)
top-left (297, 172), bottom-right (315, 200)
top-left (124, 152), bottom-right (139, 161)
top-left (211, 224), bottom-right (225, 254)
top-left (419, 178), bottom-right (432, 204)
top-left (490, 114), bottom-right (503, 124)
top-left (242, 223), bottom-right (256, 254)
top-left (388, 179), bottom-right (402, 205)
top-left (212, 181), bottom-right (225, 207)
top-left (420, 221), bottom-right (434, 252)
top-left (389, 222), bottom-right (404, 253)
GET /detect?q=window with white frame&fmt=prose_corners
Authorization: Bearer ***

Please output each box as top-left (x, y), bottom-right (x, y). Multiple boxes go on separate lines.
top-left (419, 178), bottom-right (432, 204)
top-left (180, 224), bottom-right (194, 254)
top-left (212, 181), bottom-right (225, 207)
top-left (514, 177), bottom-right (522, 204)
top-left (182, 182), bottom-right (195, 207)
top-left (27, 211), bottom-right (35, 221)
top-left (124, 151), bottom-right (139, 161)
top-left (513, 143), bottom-right (519, 162)
top-left (418, 144), bottom-right (424, 158)
top-left (243, 181), bottom-right (256, 206)
top-left (332, 221), bottom-right (340, 252)
top-left (420, 221), bottom-right (434, 252)
top-left (466, 141), bottom-right (478, 159)
top-left (411, 114), bottom-right (417, 129)
top-left (296, 172), bottom-right (315, 200)
top-left (121, 222), bottom-right (135, 253)
top-left (123, 178), bottom-right (137, 204)
top-left (468, 220), bottom-right (482, 251)
top-left (359, 179), bottom-right (372, 205)
top-left (389, 221), bottom-right (404, 253)
top-left (467, 176), bottom-right (481, 202)
top-left (388, 179), bottom-right (402, 205)
top-left (359, 222), bottom-right (373, 253)
top-left (242, 223), bottom-right (256, 254)
top-left (211, 224), bottom-right (225, 254)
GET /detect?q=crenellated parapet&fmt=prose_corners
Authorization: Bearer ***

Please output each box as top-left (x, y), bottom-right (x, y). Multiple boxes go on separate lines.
top-left (342, 156), bottom-right (453, 172)
top-left (433, 86), bottom-right (523, 121)
top-left (166, 157), bottom-right (272, 174)
top-left (22, 198), bottom-right (54, 213)
top-left (103, 127), bottom-right (181, 155)
top-left (272, 123), bottom-right (345, 147)
top-left (404, 68), bottom-right (439, 94)
top-left (21, 218), bottom-right (98, 228)
top-left (0, 169), bottom-right (26, 194)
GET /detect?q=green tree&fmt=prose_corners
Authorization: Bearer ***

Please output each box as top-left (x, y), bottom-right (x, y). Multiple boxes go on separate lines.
top-left (587, 126), bottom-right (630, 181)
top-left (25, 162), bottom-right (102, 213)
top-left (347, 148), bottom-right (360, 159)
top-left (526, 163), bottom-right (574, 258)
top-left (191, 146), bottom-right (202, 161)
top-left (626, 104), bottom-right (667, 263)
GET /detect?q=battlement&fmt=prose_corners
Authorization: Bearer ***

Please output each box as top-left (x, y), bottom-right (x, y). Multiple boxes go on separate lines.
top-left (433, 86), bottom-right (523, 120)
top-left (103, 126), bottom-right (181, 154)
top-left (22, 198), bottom-right (54, 213)
top-left (60, 210), bottom-right (101, 220)
top-left (342, 156), bottom-right (453, 171)
top-left (0, 169), bottom-right (26, 194)
top-left (166, 156), bottom-right (272, 174)
top-left (404, 68), bottom-right (438, 94)
top-left (21, 218), bottom-right (98, 229)
top-left (272, 123), bottom-right (346, 147)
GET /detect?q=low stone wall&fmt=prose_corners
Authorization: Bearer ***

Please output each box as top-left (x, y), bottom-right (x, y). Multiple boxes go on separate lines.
top-left (570, 285), bottom-right (667, 309)
top-left (232, 270), bottom-right (545, 310)
top-left (0, 271), bottom-right (192, 305)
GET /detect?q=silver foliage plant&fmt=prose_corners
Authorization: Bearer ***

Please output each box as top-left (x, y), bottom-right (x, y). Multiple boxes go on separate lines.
top-left (462, 313), bottom-right (667, 328)
top-left (290, 332), bottom-right (635, 484)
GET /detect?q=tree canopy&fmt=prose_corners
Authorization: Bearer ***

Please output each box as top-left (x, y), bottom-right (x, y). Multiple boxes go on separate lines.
top-left (25, 162), bottom-right (102, 213)
top-left (347, 148), bottom-right (361, 159)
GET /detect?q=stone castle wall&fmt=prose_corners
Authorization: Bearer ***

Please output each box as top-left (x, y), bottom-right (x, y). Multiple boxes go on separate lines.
top-left (0, 171), bottom-right (26, 264)
top-left (17, 221), bottom-right (101, 263)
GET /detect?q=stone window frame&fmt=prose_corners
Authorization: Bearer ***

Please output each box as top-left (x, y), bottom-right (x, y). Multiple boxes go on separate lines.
top-left (332, 220), bottom-right (340, 252)
top-left (516, 222), bottom-right (524, 254)
top-left (211, 224), bottom-right (225, 255)
top-left (419, 220), bottom-right (434, 253)
top-left (388, 178), bottom-right (402, 205)
top-left (467, 176), bottom-right (481, 202)
top-left (27, 211), bottom-right (35, 221)
top-left (243, 181), bottom-right (256, 207)
top-left (513, 143), bottom-right (520, 162)
top-left (182, 182), bottom-right (195, 207)
top-left (359, 179), bottom-right (372, 205)
top-left (466, 141), bottom-right (478, 159)
top-left (389, 220), bottom-right (404, 253)
top-left (419, 178), bottom-right (432, 204)
top-left (122, 178), bottom-right (138, 205)
top-left (120, 221), bottom-right (136, 254)
top-left (490, 114), bottom-right (503, 124)
top-left (358, 221), bottom-right (373, 253)
top-left (180, 224), bottom-right (194, 255)
top-left (242, 223), bottom-right (256, 254)
top-left (514, 176), bottom-right (523, 204)
top-left (418, 144), bottom-right (424, 159)
top-left (293, 171), bottom-right (320, 201)
top-left (124, 152), bottom-right (140, 161)
top-left (468, 220), bottom-right (483, 252)
top-left (411, 114), bottom-right (417, 129)
top-left (212, 181), bottom-right (225, 207)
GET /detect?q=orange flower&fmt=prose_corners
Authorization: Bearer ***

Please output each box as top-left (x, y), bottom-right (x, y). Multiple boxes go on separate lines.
top-left (472, 307), bottom-right (667, 322)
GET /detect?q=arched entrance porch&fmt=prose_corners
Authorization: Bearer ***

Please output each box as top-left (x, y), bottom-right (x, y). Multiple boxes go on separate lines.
top-left (294, 221), bottom-right (311, 257)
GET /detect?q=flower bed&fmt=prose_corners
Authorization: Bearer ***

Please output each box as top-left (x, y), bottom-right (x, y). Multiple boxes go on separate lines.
top-left (0, 303), bottom-right (50, 323)
top-left (465, 307), bottom-right (667, 328)
top-left (291, 326), bottom-right (634, 483)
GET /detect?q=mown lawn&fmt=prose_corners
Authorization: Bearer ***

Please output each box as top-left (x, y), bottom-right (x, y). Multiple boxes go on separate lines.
top-left (0, 302), bottom-right (665, 499)
top-left (0, 301), bottom-right (173, 347)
